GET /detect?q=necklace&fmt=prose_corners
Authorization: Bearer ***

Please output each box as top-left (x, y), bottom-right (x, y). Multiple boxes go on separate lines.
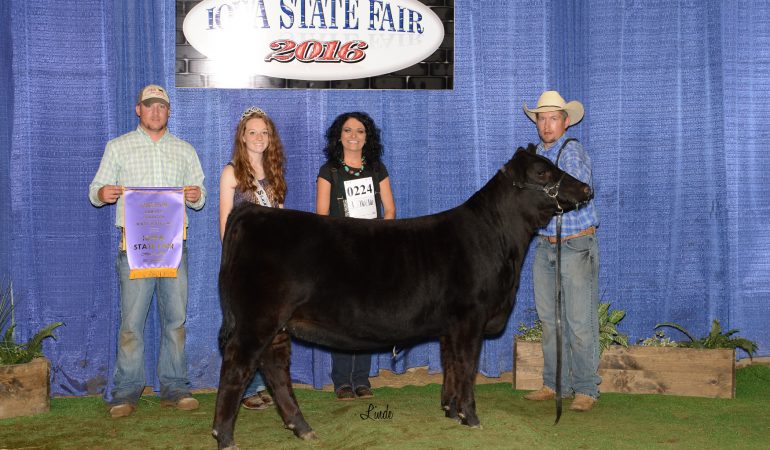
top-left (341, 156), bottom-right (366, 177)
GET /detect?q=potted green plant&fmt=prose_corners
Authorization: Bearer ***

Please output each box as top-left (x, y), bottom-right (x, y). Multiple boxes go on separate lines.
top-left (514, 304), bottom-right (743, 399)
top-left (599, 319), bottom-right (754, 399)
top-left (513, 303), bottom-right (756, 398)
top-left (652, 319), bottom-right (757, 356)
top-left (514, 303), bottom-right (628, 390)
top-left (0, 281), bottom-right (64, 419)
top-left (516, 303), bottom-right (629, 350)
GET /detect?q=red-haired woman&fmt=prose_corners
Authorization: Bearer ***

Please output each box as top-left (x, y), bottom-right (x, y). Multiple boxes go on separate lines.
top-left (219, 107), bottom-right (287, 409)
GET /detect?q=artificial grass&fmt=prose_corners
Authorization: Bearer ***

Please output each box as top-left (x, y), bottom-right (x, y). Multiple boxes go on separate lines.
top-left (1, 365), bottom-right (769, 449)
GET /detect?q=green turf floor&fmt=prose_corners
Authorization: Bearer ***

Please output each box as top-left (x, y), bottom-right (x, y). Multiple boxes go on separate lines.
top-left (1, 365), bottom-right (768, 449)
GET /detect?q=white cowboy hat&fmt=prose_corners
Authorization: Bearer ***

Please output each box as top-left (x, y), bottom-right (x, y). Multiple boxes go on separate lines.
top-left (523, 90), bottom-right (584, 125)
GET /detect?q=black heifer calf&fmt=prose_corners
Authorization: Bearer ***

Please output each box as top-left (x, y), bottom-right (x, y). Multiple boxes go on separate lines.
top-left (212, 145), bottom-right (592, 449)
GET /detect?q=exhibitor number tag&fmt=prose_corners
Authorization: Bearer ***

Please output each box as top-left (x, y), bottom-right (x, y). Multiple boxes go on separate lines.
top-left (344, 177), bottom-right (376, 219)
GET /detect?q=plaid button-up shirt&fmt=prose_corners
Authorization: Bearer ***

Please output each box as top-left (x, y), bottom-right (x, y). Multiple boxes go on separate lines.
top-left (537, 135), bottom-right (599, 236)
top-left (89, 126), bottom-right (206, 228)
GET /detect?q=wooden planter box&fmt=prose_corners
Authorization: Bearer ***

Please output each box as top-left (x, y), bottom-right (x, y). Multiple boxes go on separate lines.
top-left (514, 340), bottom-right (735, 398)
top-left (0, 357), bottom-right (51, 419)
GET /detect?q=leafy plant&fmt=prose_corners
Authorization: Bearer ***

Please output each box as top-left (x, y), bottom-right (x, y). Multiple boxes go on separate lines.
top-left (0, 282), bottom-right (64, 365)
top-left (638, 330), bottom-right (679, 347)
top-left (655, 319), bottom-right (758, 357)
top-left (516, 319), bottom-right (543, 342)
top-left (598, 302), bottom-right (628, 353)
top-left (516, 303), bottom-right (629, 355)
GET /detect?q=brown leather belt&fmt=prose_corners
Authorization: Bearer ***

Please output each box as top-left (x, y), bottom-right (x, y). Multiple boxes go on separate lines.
top-left (542, 226), bottom-right (595, 244)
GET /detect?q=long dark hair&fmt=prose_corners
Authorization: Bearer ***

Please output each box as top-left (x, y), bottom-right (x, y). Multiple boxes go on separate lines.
top-left (323, 112), bottom-right (384, 166)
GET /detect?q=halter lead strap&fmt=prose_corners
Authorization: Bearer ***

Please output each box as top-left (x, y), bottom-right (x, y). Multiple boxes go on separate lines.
top-left (554, 212), bottom-right (564, 424)
top-left (553, 137), bottom-right (574, 425)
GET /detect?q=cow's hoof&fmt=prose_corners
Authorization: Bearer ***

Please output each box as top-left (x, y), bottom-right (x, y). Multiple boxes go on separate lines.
top-left (299, 431), bottom-right (318, 440)
top-left (458, 412), bottom-right (481, 428)
top-left (212, 430), bottom-right (237, 450)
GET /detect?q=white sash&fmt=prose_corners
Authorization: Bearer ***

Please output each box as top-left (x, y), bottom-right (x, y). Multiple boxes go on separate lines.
top-left (254, 179), bottom-right (273, 207)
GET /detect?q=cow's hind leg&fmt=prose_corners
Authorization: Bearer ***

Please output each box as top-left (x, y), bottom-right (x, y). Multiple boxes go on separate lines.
top-left (440, 328), bottom-right (483, 428)
top-left (260, 330), bottom-right (316, 440)
top-left (212, 336), bottom-right (264, 449)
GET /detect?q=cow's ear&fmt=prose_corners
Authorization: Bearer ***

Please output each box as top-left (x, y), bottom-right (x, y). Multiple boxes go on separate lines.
top-left (526, 143), bottom-right (537, 154)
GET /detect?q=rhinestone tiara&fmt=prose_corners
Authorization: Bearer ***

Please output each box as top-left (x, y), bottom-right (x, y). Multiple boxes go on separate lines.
top-left (241, 106), bottom-right (267, 120)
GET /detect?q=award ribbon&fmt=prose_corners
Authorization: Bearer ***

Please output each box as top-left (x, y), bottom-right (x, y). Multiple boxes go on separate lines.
top-left (122, 187), bottom-right (185, 279)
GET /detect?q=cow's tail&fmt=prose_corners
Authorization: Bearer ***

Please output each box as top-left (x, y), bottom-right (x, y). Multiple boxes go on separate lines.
top-left (217, 287), bottom-right (236, 354)
top-left (217, 207), bottom-right (241, 354)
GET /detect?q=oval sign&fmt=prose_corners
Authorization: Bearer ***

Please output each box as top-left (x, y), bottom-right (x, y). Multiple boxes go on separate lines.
top-left (183, 0), bottom-right (445, 81)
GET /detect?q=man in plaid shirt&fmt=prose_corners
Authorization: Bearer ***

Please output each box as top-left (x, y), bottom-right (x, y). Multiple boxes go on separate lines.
top-left (89, 84), bottom-right (206, 418)
top-left (521, 90), bottom-right (601, 412)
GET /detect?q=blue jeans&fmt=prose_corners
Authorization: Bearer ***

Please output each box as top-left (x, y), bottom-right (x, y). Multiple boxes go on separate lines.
top-left (110, 246), bottom-right (192, 405)
top-left (331, 351), bottom-right (371, 391)
top-left (243, 371), bottom-right (266, 398)
top-left (533, 234), bottom-right (601, 398)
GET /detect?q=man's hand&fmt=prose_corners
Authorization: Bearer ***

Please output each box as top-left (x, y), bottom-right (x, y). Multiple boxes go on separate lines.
top-left (98, 185), bottom-right (123, 204)
top-left (185, 186), bottom-right (201, 203)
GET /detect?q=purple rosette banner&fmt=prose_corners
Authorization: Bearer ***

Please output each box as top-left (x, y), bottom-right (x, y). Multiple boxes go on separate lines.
top-left (122, 187), bottom-right (185, 279)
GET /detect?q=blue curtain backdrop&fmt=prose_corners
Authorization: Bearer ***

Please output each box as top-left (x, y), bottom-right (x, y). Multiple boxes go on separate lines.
top-left (0, 0), bottom-right (11, 276)
top-left (1, 0), bottom-right (769, 397)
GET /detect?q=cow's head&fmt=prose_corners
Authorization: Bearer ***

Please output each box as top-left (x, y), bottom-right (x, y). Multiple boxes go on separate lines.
top-left (508, 144), bottom-right (593, 214)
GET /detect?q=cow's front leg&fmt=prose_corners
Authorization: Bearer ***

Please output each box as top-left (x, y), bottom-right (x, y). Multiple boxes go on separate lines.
top-left (442, 327), bottom-right (483, 428)
top-left (261, 331), bottom-right (316, 440)
top-left (212, 339), bottom-right (260, 449)
top-left (439, 335), bottom-right (459, 420)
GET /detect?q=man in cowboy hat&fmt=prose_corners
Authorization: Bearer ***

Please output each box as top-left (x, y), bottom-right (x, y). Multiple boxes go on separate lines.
top-left (522, 90), bottom-right (601, 412)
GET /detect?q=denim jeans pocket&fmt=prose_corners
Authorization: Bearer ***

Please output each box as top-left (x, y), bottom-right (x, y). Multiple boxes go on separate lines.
top-left (564, 234), bottom-right (595, 253)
